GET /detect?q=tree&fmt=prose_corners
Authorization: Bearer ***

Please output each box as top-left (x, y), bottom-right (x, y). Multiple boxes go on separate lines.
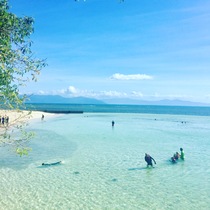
top-left (0, 0), bottom-right (46, 156)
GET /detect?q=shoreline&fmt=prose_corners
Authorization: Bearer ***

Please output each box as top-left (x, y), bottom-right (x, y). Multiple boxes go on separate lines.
top-left (0, 110), bottom-right (59, 131)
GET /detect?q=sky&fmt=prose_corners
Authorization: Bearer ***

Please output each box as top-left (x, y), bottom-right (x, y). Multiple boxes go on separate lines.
top-left (9, 0), bottom-right (210, 103)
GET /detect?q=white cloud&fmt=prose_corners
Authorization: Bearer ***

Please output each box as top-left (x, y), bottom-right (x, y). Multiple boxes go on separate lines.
top-left (37, 90), bottom-right (48, 95)
top-left (131, 91), bottom-right (143, 97)
top-left (60, 86), bottom-right (87, 97)
top-left (110, 73), bottom-right (153, 80)
top-left (58, 86), bottom-right (128, 99)
top-left (101, 91), bottom-right (128, 98)
top-left (26, 86), bottom-right (207, 103)
top-left (66, 86), bottom-right (78, 94)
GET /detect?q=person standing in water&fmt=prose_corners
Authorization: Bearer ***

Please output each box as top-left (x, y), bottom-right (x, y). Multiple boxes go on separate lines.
top-left (144, 153), bottom-right (156, 168)
top-left (180, 148), bottom-right (185, 160)
top-left (112, 120), bottom-right (115, 127)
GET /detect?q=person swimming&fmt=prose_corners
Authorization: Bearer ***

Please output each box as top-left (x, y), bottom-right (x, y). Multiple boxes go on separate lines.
top-left (144, 153), bottom-right (156, 167)
top-left (42, 161), bottom-right (62, 166)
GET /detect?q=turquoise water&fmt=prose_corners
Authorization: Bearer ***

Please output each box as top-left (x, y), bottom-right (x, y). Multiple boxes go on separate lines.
top-left (25, 103), bottom-right (210, 116)
top-left (0, 111), bottom-right (210, 209)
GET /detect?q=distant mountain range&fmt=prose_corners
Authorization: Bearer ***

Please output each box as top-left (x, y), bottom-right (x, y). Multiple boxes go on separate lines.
top-left (103, 98), bottom-right (210, 106)
top-left (24, 94), bottom-right (210, 107)
top-left (25, 95), bottom-right (105, 104)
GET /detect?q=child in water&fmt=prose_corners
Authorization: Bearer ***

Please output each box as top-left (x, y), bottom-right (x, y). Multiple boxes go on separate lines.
top-left (180, 148), bottom-right (185, 160)
top-left (173, 152), bottom-right (180, 160)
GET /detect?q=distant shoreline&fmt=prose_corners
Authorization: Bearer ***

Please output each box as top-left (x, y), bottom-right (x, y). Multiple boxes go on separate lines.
top-left (0, 110), bottom-right (57, 132)
top-left (42, 110), bottom-right (83, 114)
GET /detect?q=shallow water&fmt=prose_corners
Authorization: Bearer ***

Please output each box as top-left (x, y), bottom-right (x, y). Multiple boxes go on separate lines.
top-left (0, 113), bottom-right (210, 210)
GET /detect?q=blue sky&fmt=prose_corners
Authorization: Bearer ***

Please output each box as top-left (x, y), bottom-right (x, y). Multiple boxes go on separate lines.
top-left (10, 0), bottom-right (210, 103)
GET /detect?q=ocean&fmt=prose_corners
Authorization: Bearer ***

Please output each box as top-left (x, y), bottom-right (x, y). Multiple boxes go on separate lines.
top-left (0, 104), bottom-right (210, 210)
top-left (24, 103), bottom-right (210, 116)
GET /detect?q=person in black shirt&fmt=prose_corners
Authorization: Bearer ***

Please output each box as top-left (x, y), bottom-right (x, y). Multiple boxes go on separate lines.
top-left (145, 153), bottom-right (156, 168)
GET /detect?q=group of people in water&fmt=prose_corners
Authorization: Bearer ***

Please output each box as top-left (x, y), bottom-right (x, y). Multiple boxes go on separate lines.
top-left (145, 148), bottom-right (185, 167)
top-left (0, 115), bottom-right (9, 126)
top-left (170, 148), bottom-right (185, 163)
top-left (42, 149), bottom-right (185, 168)
top-left (111, 120), bottom-right (185, 168)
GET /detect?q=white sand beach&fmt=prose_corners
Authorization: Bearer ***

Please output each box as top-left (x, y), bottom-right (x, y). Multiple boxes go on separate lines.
top-left (0, 110), bottom-right (57, 130)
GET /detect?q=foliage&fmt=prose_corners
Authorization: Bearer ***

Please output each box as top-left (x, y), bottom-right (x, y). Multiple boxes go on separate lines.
top-left (0, 0), bottom-right (46, 107)
top-left (0, 0), bottom-right (46, 155)
top-left (0, 110), bottom-right (35, 156)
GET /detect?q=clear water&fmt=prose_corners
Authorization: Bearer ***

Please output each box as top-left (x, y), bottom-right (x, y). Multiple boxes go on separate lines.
top-left (25, 103), bottom-right (210, 116)
top-left (0, 111), bottom-right (210, 210)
